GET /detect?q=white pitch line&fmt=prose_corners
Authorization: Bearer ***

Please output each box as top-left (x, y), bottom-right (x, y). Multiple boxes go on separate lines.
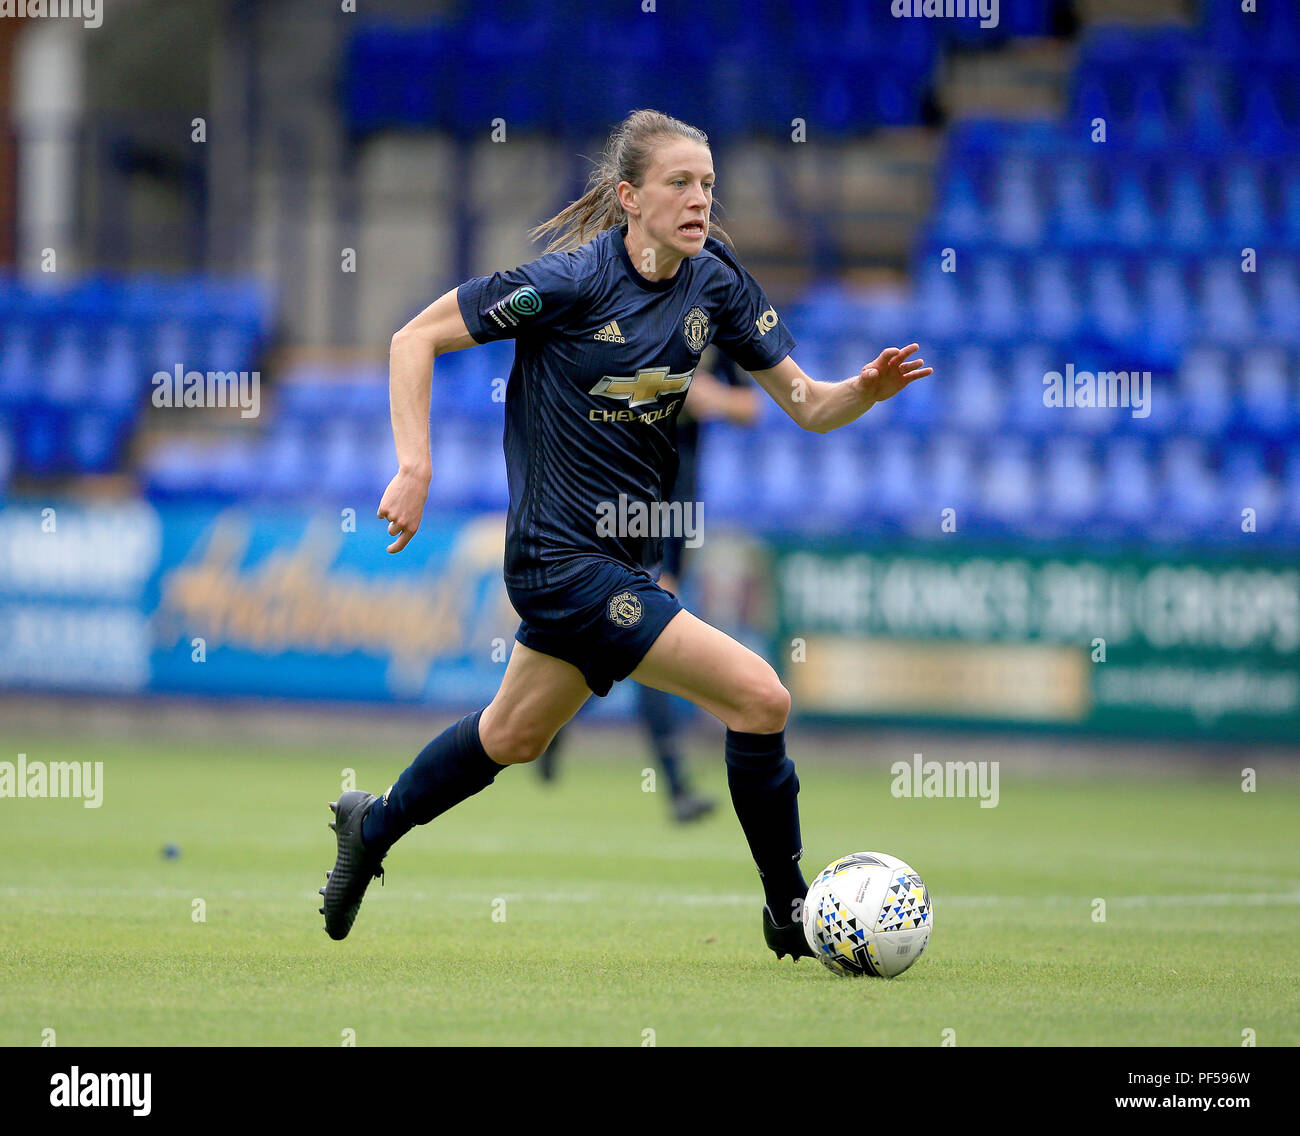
top-left (930, 892), bottom-right (1300, 909)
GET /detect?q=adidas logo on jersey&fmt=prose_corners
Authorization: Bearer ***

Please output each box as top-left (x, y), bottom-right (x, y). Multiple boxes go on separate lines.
top-left (593, 320), bottom-right (626, 344)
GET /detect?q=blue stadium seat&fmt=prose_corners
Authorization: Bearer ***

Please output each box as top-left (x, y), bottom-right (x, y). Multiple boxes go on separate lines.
top-left (818, 431), bottom-right (866, 524)
top-left (45, 335), bottom-right (92, 408)
top-left (1223, 162), bottom-right (1271, 242)
top-left (1179, 347), bottom-right (1232, 436)
top-left (1053, 157), bottom-right (1107, 246)
top-left (1132, 74), bottom-right (1176, 150)
top-left (1098, 437), bottom-right (1157, 529)
top-left (912, 265), bottom-right (969, 339)
top-left (978, 435), bottom-right (1036, 530)
top-left (972, 256), bottom-right (1020, 339)
top-left (69, 411), bottom-right (129, 473)
top-left (1110, 169), bottom-right (1156, 248)
top-left (1141, 258), bottom-right (1194, 357)
top-left (1221, 443), bottom-right (1281, 531)
top-left (1160, 437), bottom-right (1221, 535)
top-left (1282, 446), bottom-right (1300, 538)
top-left (928, 432), bottom-right (977, 516)
top-left (1201, 0), bottom-right (1300, 61)
top-left (1044, 436), bottom-right (1099, 526)
top-left (261, 425), bottom-right (313, 498)
top-left (1198, 261), bottom-right (1256, 344)
top-left (994, 155), bottom-right (1045, 247)
top-left (1239, 76), bottom-right (1295, 155)
top-left (755, 433), bottom-right (810, 526)
top-left (100, 326), bottom-right (143, 411)
top-left (871, 431), bottom-right (921, 523)
top-left (1029, 254), bottom-right (1082, 339)
top-left (697, 425), bottom-right (749, 524)
top-left (1089, 259), bottom-right (1141, 343)
top-left (1165, 165), bottom-right (1211, 250)
top-left (1004, 344), bottom-right (1058, 437)
top-left (0, 330), bottom-right (37, 409)
top-left (1181, 68), bottom-right (1232, 154)
top-left (1262, 258), bottom-right (1300, 343)
top-left (932, 167), bottom-right (990, 246)
top-left (1238, 348), bottom-right (1294, 437)
top-left (20, 410), bottom-right (64, 475)
top-left (947, 346), bottom-right (1002, 433)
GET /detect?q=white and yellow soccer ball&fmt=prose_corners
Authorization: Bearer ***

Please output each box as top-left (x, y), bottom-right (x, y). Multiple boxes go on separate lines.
top-left (800, 852), bottom-right (933, 978)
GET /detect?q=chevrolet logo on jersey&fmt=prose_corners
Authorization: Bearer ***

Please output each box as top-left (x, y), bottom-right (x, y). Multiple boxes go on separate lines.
top-left (590, 367), bottom-right (695, 409)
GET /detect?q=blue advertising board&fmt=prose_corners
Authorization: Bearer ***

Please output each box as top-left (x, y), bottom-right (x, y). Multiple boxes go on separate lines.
top-left (0, 499), bottom-right (640, 715)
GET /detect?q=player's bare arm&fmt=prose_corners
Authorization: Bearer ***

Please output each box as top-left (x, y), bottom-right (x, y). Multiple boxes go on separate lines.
top-left (378, 286), bottom-right (479, 553)
top-left (749, 346), bottom-right (932, 434)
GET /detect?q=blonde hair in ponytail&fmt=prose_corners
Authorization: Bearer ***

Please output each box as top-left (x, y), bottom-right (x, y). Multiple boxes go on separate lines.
top-left (530, 109), bottom-right (732, 253)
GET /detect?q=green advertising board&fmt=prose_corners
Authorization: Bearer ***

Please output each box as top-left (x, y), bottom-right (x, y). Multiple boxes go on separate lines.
top-left (771, 542), bottom-right (1300, 741)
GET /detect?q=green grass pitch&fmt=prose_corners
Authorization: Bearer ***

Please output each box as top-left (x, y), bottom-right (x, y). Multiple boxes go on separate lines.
top-left (2, 728), bottom-right (1297, 1046)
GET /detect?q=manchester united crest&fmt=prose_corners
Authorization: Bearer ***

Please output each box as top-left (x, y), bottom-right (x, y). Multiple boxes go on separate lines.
top-left (682, 306), bottom-right (709, 353)
top-left (607, 591), bottom-right (643, 628)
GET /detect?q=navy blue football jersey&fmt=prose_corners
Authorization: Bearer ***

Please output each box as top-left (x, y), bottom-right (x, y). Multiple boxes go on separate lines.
top-left (456, 223), bottom-right (795, 587)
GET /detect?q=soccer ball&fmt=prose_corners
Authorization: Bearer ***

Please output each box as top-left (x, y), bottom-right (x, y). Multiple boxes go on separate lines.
top-left (801, 852), bottom-right (933, 978)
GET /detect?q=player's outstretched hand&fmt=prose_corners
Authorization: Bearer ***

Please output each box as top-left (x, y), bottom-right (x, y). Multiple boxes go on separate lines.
top-left (377, 467), bottom-right (430, 553)
top-left (852, 344), bottom-right (932, 405)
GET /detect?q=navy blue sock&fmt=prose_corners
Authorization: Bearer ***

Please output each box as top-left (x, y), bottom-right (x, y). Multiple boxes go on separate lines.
top-left (636, 684), bottom-right (688, 797)
top-left (361, 710), bottom-right (505, 853)
top-left (725, 728), bottom-right (807, 924)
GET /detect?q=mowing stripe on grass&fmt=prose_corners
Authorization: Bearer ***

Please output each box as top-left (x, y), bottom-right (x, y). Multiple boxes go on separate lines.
top-left (4, 885), bottom-right (1300, 908)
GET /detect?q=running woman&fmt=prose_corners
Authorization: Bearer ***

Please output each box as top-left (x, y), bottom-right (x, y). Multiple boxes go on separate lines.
top-left (319, 109), bottom-right (932, 961)
top-left (535, 346), bottom-right (759, 825)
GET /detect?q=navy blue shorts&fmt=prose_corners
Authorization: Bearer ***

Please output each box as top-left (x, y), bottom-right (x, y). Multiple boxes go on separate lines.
top-left (507, 558), bottom-right (683, 697)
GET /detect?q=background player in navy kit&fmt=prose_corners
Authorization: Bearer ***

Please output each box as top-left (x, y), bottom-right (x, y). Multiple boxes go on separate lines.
top-left (320, 109), bottom-right (932, 960)
top-left (535, 346), bottom-right (759, 823)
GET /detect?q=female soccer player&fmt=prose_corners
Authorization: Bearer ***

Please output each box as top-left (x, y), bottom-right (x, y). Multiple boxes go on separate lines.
top-left (319, 109), bottom-right (932, 961)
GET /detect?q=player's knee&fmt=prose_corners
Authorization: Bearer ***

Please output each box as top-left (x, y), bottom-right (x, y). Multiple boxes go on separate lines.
top-left (486, 735), bottom-right (548, 765)
top-left (479, 716), bottom-right (550, 765)
top-left (732, 667), bottom-right (790, 734)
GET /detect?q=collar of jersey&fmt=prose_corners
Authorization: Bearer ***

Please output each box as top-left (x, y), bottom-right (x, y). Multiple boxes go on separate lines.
top-left (613, 223), bottom-right (686, 293)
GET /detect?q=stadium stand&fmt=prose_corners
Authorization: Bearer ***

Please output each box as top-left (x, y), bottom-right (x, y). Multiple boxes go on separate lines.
top-left (129, 3), bottom-right (1300, 551)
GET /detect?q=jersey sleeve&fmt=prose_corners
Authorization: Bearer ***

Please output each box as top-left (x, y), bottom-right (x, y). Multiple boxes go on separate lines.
top-left (707, 242), bottom-right (796, 372)
top-left (456, 249), bottom-right (589, 344)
